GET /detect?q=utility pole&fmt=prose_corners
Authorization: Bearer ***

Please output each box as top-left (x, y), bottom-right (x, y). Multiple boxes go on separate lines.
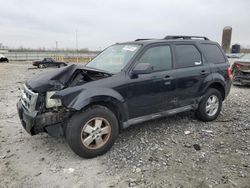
top-left (75, 30), bottom-right (79, 62)
top-left (55, 41), bottom-right (58, 50)
top-left (76, 30), bottom-right (78, 51)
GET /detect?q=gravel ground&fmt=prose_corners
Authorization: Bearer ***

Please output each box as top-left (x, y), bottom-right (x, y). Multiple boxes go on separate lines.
top-left (0, 62), bottom-right (249, 188)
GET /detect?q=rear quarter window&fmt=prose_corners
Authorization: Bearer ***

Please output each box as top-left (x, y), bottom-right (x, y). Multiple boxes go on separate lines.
top-left (201, 44), bottom-right (226, 63)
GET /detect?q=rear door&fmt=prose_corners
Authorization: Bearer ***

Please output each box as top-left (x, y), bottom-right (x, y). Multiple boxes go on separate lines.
top-left (200, 43), bottom-right (229, 80)
top-left (172, 43), bottom-right (211, 107)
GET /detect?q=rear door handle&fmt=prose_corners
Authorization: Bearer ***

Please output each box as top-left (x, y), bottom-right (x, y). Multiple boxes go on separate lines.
top-left (163, 75), bottom-right (173, 80)
top-left (200, 70), bottom-right (208, 75)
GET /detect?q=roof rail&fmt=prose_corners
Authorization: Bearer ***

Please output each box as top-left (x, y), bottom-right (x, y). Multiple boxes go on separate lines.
top-left (134, 38), bottom-right (155, 41)
top-left (164, 35), bottom-right (210, 40)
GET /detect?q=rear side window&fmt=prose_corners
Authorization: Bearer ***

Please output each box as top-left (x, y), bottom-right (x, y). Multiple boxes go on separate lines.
top-left (138, 45), bottom-right (172, 71)
top-left (174, 45), bottom-right (202, 68)
top-left (201, 44), bottom-right (226, 63)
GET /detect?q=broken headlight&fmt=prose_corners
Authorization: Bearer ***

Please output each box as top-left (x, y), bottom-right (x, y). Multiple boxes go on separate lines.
top-left (46, 91), bottom-right (62, 108)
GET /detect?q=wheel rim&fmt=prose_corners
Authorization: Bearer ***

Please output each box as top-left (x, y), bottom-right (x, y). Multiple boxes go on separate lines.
top-left (206, 95), bottom-right (219, 116)
top-left (80, 117), bottom-right (111, 150)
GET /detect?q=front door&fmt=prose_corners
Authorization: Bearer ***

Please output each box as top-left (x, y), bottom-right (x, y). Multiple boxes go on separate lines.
top-left (126, 44), bottom-right (177, 119)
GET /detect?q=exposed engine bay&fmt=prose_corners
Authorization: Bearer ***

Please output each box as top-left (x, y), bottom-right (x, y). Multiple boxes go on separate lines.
top-left (67, 68), bottom-right (111, 87)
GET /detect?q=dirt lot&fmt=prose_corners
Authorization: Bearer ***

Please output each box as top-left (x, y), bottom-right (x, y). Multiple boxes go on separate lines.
top-left (0, 62), bottom-right (249, 188)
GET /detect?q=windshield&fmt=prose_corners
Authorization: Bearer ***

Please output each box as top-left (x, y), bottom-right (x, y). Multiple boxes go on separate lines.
top-left (86, 44), bottom-right (141, 73)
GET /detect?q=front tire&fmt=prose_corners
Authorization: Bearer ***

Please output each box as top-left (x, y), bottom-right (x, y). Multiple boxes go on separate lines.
top-left (66, 105), bottom-right (119, 158)
top-left (196, 88), bottom-right (222, 121)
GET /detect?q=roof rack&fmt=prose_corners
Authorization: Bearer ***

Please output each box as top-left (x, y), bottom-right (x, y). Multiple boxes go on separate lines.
top-left (134, 38), bottom-right (155, 41)
top-left (164, 35), bottom-right (210, 40)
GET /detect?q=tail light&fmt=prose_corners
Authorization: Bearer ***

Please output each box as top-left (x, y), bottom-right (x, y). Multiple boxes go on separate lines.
top-left (227, 66), bottom-right (232, 79)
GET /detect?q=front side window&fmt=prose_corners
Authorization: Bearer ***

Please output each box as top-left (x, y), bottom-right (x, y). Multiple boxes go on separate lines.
top-left (175, 44), bottom-right (202, 68)
top-left (86, 44), bottom-right (141, 74)
top-left (138, 45), bottom-right (172, 71)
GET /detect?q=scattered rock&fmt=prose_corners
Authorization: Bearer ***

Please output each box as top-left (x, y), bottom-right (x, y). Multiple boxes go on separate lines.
top-left (184, 143), bottom-right (192, 148)
top-left (151, 144), bottom-right (159, 151)
top-left (184, 130), bottom-right (191, 135)
top-left (63, 168), bottom-right (75, 174)
top-left (193, 144), bottom-right (201, 151)
top-left (135, 168), bottom-right (141, 173)
top-left (34, 172), bottom-right (42, 177)
top-left (221, 176), bottom-right (229, 184)
top-left (202, 130), bottom-right (213, 133)
top-left (39, 157), bottom-right (45, 162)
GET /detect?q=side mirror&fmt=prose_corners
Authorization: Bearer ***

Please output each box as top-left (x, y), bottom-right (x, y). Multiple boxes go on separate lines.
top-left (131, 63), bottom-right (153, 75)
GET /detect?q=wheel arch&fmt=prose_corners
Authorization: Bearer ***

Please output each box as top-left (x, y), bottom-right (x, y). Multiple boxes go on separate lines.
top-left (55, 88), bottom-right (129, 129)
top-left (82, 101), bottom-right (126, 131)
top-left (206, 82), bottom-right (226, 100)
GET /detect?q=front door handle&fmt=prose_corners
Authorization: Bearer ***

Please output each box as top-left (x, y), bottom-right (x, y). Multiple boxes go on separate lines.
top-left (163, 75), bottom-right (173, 80)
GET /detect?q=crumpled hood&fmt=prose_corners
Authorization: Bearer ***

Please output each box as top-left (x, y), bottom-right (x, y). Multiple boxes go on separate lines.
top-left (26, 64), bottom-right (111, 93)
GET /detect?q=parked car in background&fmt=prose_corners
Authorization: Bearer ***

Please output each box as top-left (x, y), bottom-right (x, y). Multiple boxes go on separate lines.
top-left (32, 58), bottom-right (67, 68)
top-left (232, 55), bottom-right (250, 85)
top-left (0, 54), bottom-right (9, 62)
top-left (17, 35), bottom-right (232, 158)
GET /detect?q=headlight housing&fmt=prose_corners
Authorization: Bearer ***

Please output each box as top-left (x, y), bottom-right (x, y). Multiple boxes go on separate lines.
top-left (46, 91), bottom-right (62, 108)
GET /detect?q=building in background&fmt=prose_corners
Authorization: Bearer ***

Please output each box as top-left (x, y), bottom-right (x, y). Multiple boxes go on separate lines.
top-left (221, 26), bottom-right (232, 53)
top-left (231, 44), bottom-right (241, 53)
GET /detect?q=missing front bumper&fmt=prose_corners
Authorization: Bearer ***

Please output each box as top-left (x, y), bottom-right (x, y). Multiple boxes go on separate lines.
top-left (17, 100), bottom-right (66, 136)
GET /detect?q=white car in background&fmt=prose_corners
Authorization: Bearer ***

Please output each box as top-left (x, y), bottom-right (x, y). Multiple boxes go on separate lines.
top-left (0, 54), bottom-right (9, 62)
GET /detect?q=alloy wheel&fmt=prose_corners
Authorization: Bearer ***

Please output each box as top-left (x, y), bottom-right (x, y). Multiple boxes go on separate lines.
top-left (206, 95), bottom-right (219, 116)
top-left (80, 117), bottom-right (111, 150)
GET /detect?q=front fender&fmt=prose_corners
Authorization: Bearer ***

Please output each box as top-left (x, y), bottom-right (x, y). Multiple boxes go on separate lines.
top-left (53, 87), bottom-right (129, 121)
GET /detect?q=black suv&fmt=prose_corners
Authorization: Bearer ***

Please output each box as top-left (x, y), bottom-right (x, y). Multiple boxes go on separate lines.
top-left (17, 36), bottom-right (232, 158)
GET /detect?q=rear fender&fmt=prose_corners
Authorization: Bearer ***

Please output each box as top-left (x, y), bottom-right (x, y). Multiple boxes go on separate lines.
top-left (199, 73), bottom-right (226, 101)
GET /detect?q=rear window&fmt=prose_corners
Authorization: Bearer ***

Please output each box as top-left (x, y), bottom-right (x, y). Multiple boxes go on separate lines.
top-left (174, 44), bottom-right (202, 68)
top-left (202, 44), bottom-right (226, 63)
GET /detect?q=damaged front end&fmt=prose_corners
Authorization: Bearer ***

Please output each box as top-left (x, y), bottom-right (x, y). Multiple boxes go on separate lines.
top-left (17, 64), bottom-right (112, 137)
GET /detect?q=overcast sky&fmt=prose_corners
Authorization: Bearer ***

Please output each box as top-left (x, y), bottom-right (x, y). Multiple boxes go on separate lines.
top-left (0, 0), bottom-right (249, 50)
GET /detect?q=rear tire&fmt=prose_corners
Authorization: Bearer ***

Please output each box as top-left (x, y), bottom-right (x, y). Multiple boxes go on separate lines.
top-left (196, 88), bottom-right (222, 121)
top-left (66, 105), bottom-right (119, 158)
